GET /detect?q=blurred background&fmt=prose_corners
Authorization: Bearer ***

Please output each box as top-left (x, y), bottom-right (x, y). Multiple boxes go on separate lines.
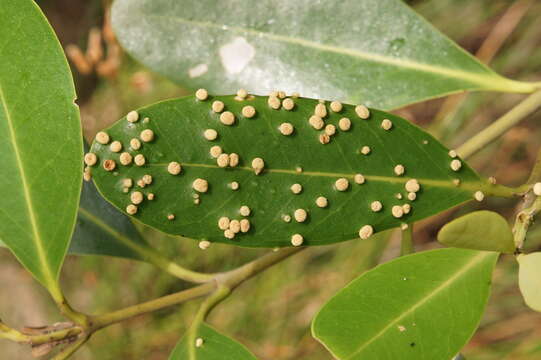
top-left (1, 0), bottom-right (541, 358)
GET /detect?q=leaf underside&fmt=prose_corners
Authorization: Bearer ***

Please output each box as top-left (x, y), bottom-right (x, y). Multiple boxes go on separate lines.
top-left (312, 248), bottom-right (498, 360)
top-left (0, 0), bottom-right (82, 288)
top-left (169, 323), bottom-right (257, 360)
top-left (111, 0), bottom-right (532, 110)
top-left (517, 253), bottom-right (541, 312)
top-left (89, 94), bottom-right (492, 248)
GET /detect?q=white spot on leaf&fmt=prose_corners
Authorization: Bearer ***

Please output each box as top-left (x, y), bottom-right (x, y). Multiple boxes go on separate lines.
top-left (219, 37), bottom-right (255, 74)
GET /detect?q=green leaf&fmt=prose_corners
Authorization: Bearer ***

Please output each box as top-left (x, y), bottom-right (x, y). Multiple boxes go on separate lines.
top-left (111, 0), bottom-right (534, 110)
top-left (0, 0), bottom-right (82, 290)
top-left (88, 94), bottom-right (505, 248)
top-left (70, 177), bottom-right (147, 261)
top-left (312, 248), bottom-right (498, 360)
top-left (517, 252), bottom-right (541, 312)
top-left (169, 323), bottom-right (257, 360)
top-left (438, 210), bottom-right (515, 253)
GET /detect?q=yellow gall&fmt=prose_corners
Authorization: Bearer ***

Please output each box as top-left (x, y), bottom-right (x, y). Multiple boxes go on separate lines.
top-left (224, 229), bottom-right (235, 239)
top-left (103, 159), bottom-right (116, 171)
top-left (198, 241), bottom-right (210, 250)
top-left (192, 178), bottom-right (208, 193)
top-left (210, 145), bottom-right (222, 158)
top-left (167, 214), bottom-right (175, 220)
top-left (126, 204), bottom-right (137, 215)
top-left (218, 217), bottom-right (230, 230)
top-left (123, 178), bottom-right (133, 188)
top-left (203, 129), bottom-right (218, 141)
top-left (450, 159), bottom-right (462, 171)
top-left (290, 183), bottom-right (302, 194)
top-left (240, 219), bottom-right (250, 233)
top-left (534, 182), bottom-right (541, 196)
top-left (314, 103), bottom-right (327, 118)
top-left (309, 115), bottom-right (324, 130)
top-left (474, 191), bottom-right (485, 202)
top-left (167, 161), bottom-right (182, 175)
top-left (229, 153), bottom-right (239, 167)
top-left (359, 225), bottom-right (374, 240)
top-left (282, 214), bottom-right (292, 223)
top-left (279, 122), bottom-right (294, 136)
top-left (316, 196), bottom-right (328, 208)
top-left (130, 191), bottom-right (144, 205)
top-left (448, 150), bottom-right (458, 158)
top-left (230, 181), bottom-right (239, 190)
top-left (229, 219), bottom-right (241, 233)
top-left (330, 101), bottom-right (342, 112)
top-left (126, 110), bottom-right (139, 123)
top-left (130, 138), bottom-right (141, 150)
top-left (195, 88), bottom-right (208, 101)
top-left (137, 179), bottom-right (146, 188)
top-left (217, 153), bottom-right (230, 168)
top-left (242, 105), bottom-right (256, 118)
top-left (251, 157), bottom-right (265, 175)
top-left (119, 152), bottom-right (132, 166)
top-left (325, 124), bottom-right (336, 136)
top-left (95, 131), bottom-right (110, 145)
top-left (338, 117), bottom-right (351, 131)
top-left (140, 129), bottom-right (154, 142)
top-left (291, 234), bottom-right (304, 247)
top-left (134, 154), bottom-right (146, 166)
top-left (354, 173), bottom-right (365, 184)
top-left (405, 179), bottom-right (420, 193)
top-left (142, 174), bottom-right (152, 185)
top-left (392, 205), bottom-right (404, 218)
top-left (237, 88), bottom-right (248, 99)
top-left (371, 201), bottom-right (383, 212)
top-left (319, 133), bottom-right (331, 145)
top-left (335, 178), bottom-right (349, 191)
top-left (219, 111), bottom-right (235, 126)
top-left (294, 208), bottom-right (308, 223)
top-left (268, 96), bottom-right (281, 109)
top-left (381, 119), bottom-right (393, 130)
top-left (109, 141), bottom-right (122, 153)
top-left (360, 146), bottom-right (371, 155)
top-left (402, 204), bottom-right (411, 214)
top-left (239, 205), bottom-right (251, 217)
top-left (147, 193), bottom-right (155, 200)
top-left (407, 192), bottom-right (417, 201)
top-left (84, 153), bottom-right (97, 166)
top-left (83, 167), bottom-right (91, 182)
top-left (394, 164), bottom-right (405, 176)
top-left (355, 105), bottom-right (370, 119)
top-left (277, 91), bottom-right (286, 99)
top-left (282, 98), bottom-right (295, 111)
top-left (212, 100), bottom-right (225, 113)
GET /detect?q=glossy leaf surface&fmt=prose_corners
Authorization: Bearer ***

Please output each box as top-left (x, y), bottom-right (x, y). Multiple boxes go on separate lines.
top-left (517, 252), bottom-right (541, 312)
top-left (111, 0), bottom-right (534, 110)
top-left (312, 248), bottom-right (498, 360)
top-left (169, 323), bottom-right (256, 360)
top-left (89, 94), bottom-right (500, 248)
top-left (0, 0), bottom-right (82, 289)
top-left (438, 210), bottom-right (515, 253)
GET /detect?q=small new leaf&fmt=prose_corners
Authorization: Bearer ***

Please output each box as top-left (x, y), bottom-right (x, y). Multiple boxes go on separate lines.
top-left (438, 210), bottom-right (515, 253)
top-left (517, 252), bottom-right (541, 312)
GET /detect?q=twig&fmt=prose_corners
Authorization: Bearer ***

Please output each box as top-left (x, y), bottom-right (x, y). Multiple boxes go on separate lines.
top-left (457, 90), bottom-right (541, 159)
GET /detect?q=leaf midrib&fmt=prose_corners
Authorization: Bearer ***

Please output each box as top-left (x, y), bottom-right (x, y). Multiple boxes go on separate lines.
top-left (147, 162), bottom-right (485, 191)
top-left (146, 14), bottom-right (527, 91)
top-left (0, 81), bottom-right (55, 284)
top-left (321, 252), bottom-right (492, 360)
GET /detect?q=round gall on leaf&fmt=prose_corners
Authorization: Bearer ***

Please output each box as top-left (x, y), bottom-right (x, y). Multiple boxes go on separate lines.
top-left (103, 159), bottom-right (116, 171)
top-left (130, 138), bottom-right (141, 150)
top-left (279, 122), bottom-right (294, 136)
top-left (338, 117), bottom-right (351, 131)
top-left (220, 111), bottom-right (235, 126)
top-left (282, 98), bottom-right (295, 111)
top-left (193, 178), bottom-right (209, 193)
top-left (212, 100), bottom-right (225, 113)
top-left (119, 152), bottom-right (132, 166)
top-left (110, 140), bottom-right (122, 153)
top-left (242, 105), bottom-right (256, 118)
top-left (84, 153), bottom-right (97, 166)
top-left (198, 240), bottom-right (210, 250)
top-left (195, 88), bottom-right (208, 101)
top-left (203, 129), bottom-right (218, 141)
top-left (316, 196), bottom-right (328, 208)
top-left (294, 208), bottom-right (308, 222)
top-left (167, 161), bottom-right (182, 175)
top-left (533, 182), bottom-right (541, 196)
top-left (291, 234), bottom-right (304, 247)
top-left (126, 204), bottom-right (137, 215)
top-left (140, 129), bottom-right (154, 143)
top-left (359, 225), bottom-right (373, 239)
top-left (355, 105), bottom-right (370, 119)
top-left (309, 115), bottom-right (324, 130)
top-left (335, 178), bottom-right (349, 191)
top-left (126, 110), bottom-right (139, 123)
top-left (251, 157), bottom-right (265, 175)
top-left (330, 101), bottom-right (342, 112)
top-left (210, 145), bottom-right (222, 158)
top-left (95, 131), bottom-right (110, 145)
top-left (134, 154), bottom-right (146, 166)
